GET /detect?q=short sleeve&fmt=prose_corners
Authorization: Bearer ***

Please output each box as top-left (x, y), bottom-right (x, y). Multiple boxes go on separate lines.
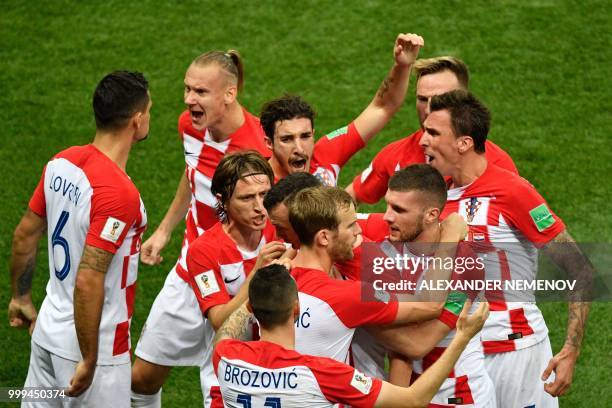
top-left (85, 185), bottom-right (140, 254)
top-left (28, 166), bottom-right (47, 217)
top-left (328, 279), bottom-right (399, 328)
top-left (504, 179), bottom-right (565, 246)
top-left (352, 151), bottom-right (392, 204)
top-left (308, 356), bottom-right (383, 408)
top-left (357, 213), bottom-right (388, 242)
top-left (187, 240), bottom-right (231, 316)
top-left (314, 123), bottom-right (365, 169)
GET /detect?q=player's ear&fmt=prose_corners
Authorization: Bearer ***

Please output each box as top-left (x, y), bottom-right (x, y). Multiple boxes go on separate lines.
top-left (265, 136), bottom-right (273, 151)
top-left (424, 206), bottom-right (440, 225)
top-left (457, 135), bottom-right (474, 154)
top-left (315, 229), bottom-right (330, 248)
top-left (292, 298), bottom-right (300, 323)
top-left (246, 302), bottom-right (253, 314)
top-left (224, 84), bottom-right (237, 105)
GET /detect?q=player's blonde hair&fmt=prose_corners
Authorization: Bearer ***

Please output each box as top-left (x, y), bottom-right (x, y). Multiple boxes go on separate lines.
top-left (191, 49), bottom-right (244, 91)
top-left (414, 56), bottom-right (469, 89)
top-left (287, 186), bottom-right (354, 247)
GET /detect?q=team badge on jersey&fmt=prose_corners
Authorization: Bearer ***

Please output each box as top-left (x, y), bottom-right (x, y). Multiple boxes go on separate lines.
top-left (459, 197), bottom-right (490, 225)
top-left (195, 270), bottom-right (220, 298)
top-left (100, 217), bottom-right (126, 243)
top-left (350, 369), bottom-right (373, 394)
top-left (529, 203), bottom-right (556, 232)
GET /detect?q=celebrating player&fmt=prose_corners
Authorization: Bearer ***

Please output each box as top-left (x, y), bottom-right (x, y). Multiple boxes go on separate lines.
top-left (212, 264), bottom-right (490, 407)
top-left (9, 71), bottom-right (150, 406)
top-left (185, 151), bottom-right (286, 407)
top-left (347, 56), bottom-right (517, 205)
top-left (131, 50), bottom-right (270, 407)
top-left (421, 89), bottom-right (592, 406)
top-left (260, 33), bottom-right (424, 186)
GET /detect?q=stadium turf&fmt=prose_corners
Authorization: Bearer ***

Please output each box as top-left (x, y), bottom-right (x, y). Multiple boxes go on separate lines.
top-left (1, 1), bottom-right (610, 406)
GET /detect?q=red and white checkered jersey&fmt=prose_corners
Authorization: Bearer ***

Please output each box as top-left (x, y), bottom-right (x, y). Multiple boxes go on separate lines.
top-left (441, 163), bottom-right (565, 354)
top-left (28, 144), bottom-right (147, 364)
top-left (214, 339), bottom-right (382, 408)
top-left (273, 122), bottom-right (364, 186)
top-left (352, 129), bottom-right (518, 204)
top-left (186, 220), bottom-right (277, 407)
top-left (174, 109), bottom-right (270, 282)
top-left (291, 267), bottom-right (398, 364)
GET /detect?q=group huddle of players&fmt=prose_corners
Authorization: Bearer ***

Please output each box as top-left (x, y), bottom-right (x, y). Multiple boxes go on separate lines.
top-left (10, 32), bottom-right (590, 408)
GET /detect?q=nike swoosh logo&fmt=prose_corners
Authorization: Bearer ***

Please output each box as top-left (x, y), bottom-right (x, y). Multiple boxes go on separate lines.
top-left (224, 276), bottom-right (240, 284)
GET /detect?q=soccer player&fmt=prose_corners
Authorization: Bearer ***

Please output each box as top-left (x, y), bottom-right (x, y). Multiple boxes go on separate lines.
top-left (260, 33), bottom-right (424, 186)
top-left (347, 56), bottom-right (517, 205)
top-left (185, 151), bottom-right (286, 407)
top-left (131, 50), bottom-right (270, 406)
top-left (9, 71), bottom-right (151, 407)
top-left (212, 264), bottom-right (490, 408)
top-left (420, 89), bottom-right (591, 406)
top-left (285, 186), bottom-right (467, 363)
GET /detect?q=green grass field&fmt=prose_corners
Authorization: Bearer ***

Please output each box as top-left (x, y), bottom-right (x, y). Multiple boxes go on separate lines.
top-left (1, 1), bottom-right (610, 406)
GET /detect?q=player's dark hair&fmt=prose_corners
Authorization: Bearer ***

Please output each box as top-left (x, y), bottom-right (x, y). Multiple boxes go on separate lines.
top-left (414, 56), bottom-right (469, 89)
top-left (388, 164), bottom-right (447, 210)
top-left (192, 49), bottom-right (244, 91)
top-left (259, 95), bottom-right (315, 142)
top-left (287, 186), bottom-right (353, 247)
top-left (249, 264), bottom-right (297, 330)
top-left (211, 151), bottom-right (274, 223)
top-left (93, 71), bottom-right (149, 131)
top-left (263, 172), bottom-right (322, 212)
top-left (429, 90), bottom-right (490, 154)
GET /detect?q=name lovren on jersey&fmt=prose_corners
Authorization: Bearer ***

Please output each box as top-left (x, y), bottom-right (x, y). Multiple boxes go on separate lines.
top-left (49, 173), bottom-right (82, 206)
top-left (223, 362), bottom-right (299, 389)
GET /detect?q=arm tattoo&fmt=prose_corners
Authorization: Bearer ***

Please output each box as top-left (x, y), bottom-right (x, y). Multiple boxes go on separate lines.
top-left (79, 245), bottom-right (114, 273)
top-left (213, 304), bottom-right (252, 346)
top-left (542, 230), bottom-right (592, 350)
top-left (376, 75), bottom-right (394, 100)
top-left (17, 256), bottom-right (36, 296)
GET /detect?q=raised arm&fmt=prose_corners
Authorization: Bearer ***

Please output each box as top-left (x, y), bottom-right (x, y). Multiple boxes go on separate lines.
top-left (353, 33), bottom-right (424, 144)
top-left (374, 302), bottom-right (489, 408)
top-left (140, 171), bottom-right (192, 265)
top-left (540, 229), bottom-right (592, 397)
top-left (69, 245), bottom-right (114, 397)
top-left (9, 209), bottom-right (47, 334)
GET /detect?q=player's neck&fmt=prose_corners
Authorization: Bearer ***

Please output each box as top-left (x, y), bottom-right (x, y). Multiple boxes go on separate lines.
top-left (292, 246), bottom-right (333, 274)
top-left (260, 324), bottom-right (295, 350)
top-left (223, 221), bottom-right (262, 252)
top-left (409, 222), bottom-right (441, 254)
top-left (268, 156), bottom-right (288, 182)
top-left (92, 131), bottom-right (133, 172)
top-left (450, 154), bottom-right (487, 188)
top-left (208, 102), bottom-right (244, 142)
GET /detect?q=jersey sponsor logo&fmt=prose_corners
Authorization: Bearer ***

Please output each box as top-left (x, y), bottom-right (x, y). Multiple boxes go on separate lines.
top-left (49, 172), bottom-right (82, 206)
top-left (350, 369), bottom-right (373, 394)
top-left (223, 362), bottom-right (298, 389)
top-left (529, 203), bottom-right (556, 232)
top-left (195, 270), bottom-right (220, 297)
top-left (325, 125), bottom-right (348, 140)
top-left (100, 217), bottom-right (126, 243)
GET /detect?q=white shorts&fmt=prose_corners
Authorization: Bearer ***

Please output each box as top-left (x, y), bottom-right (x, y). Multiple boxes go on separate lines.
top-left (135, 267), bottom-right (207, 366)
top-left (484, 338), bottom-right (558, 408)
top-left (23, 340), bottom-right (130, 408)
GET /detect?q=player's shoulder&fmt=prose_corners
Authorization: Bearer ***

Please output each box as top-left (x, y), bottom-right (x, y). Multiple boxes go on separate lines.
top-left (376, 129), bottom-right (423, 157)
top-left (484, 163), bottom-right (536, 194)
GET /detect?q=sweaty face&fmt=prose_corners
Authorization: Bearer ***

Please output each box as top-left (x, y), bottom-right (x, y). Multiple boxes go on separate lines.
top-left (269, 118), bottom-right (315, 179)
top-left (269, 203), bottom-right (300, 249)
top-left (225, 174), bottom-right (271, 231)
top-left (415, 70), bottom-right (461, 128)
top-left (328, 204), bottom-right (361, 262)
top-left (184, 64), bottom-right (233, 131)
top-left (419, 110), bottom-right (461, 177)
top-left (383, 190), bottom-right (426, 242)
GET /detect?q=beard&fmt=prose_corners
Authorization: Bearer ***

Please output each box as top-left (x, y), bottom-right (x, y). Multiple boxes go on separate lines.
top-left (329, 239), bottom-right (354, 262)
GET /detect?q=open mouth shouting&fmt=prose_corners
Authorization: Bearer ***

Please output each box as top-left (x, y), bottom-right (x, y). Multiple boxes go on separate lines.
top-left (288, 155), bottom-right (309, 172)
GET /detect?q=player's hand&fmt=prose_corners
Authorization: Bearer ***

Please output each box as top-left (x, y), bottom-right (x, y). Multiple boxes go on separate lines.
top-left (394, 33), bottom-right (424, 67)
top-left (439, 213), bottom-right (468, 243)
top-left (455, 301), bottom-right (489, 341)
top-left (8, 296), bottom-right (37, 336)
top-left (140, 229), bottom-right (170, 265)
top-left (541, 344), bottom-right (579, 397)
top-left (68, 360), bottom-right (96, 397)
top-left (270, 258), bottom-right (292, 271)
top-left (252, 241), bottom-right (288, 273)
